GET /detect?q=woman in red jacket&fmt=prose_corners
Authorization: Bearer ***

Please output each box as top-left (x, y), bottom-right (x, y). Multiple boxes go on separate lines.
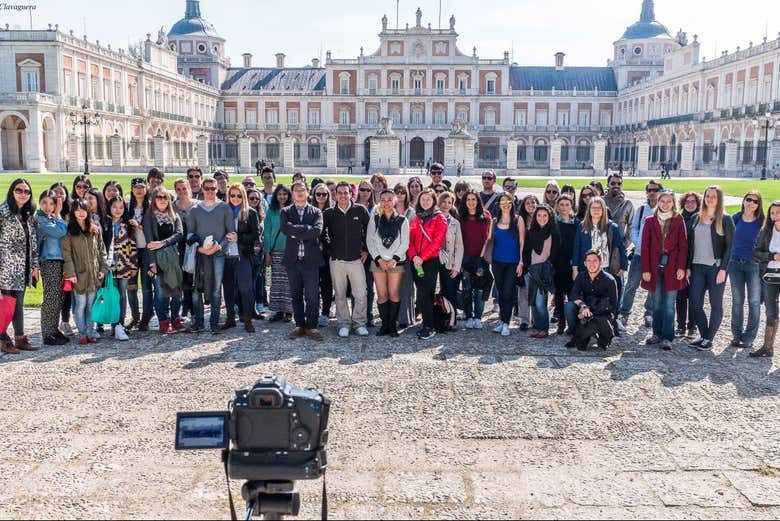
top-left (640, 191), bottom-right (688, 350)
top-left (408, 188), bottom-right (447, 340)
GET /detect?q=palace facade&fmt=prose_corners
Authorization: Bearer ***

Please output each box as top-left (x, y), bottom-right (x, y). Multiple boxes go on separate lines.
top-left (0, 0), bottom-right (778, 175)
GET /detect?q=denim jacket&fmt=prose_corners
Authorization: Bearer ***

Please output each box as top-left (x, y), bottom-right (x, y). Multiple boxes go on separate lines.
top-left (34, 210), bottom-right (68, 261)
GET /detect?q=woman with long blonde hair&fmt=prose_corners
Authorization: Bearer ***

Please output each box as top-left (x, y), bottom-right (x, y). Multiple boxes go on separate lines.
top-left (224, 183), bottom-right (261, 332)
top-left (686, 185), bottom-right (735, 351)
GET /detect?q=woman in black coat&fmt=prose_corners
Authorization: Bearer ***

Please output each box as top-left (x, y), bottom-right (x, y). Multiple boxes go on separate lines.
top-left (224, 184), bottom-right (261, 332)
top-left (553, 194), bottom-right (579, 335)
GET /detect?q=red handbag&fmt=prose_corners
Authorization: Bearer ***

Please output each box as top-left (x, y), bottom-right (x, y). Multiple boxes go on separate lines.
top-left (0, 294), bottom-right (17, 334)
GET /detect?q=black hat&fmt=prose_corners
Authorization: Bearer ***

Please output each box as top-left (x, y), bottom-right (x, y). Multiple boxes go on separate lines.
top-left (430, 162), bottom-right (444, 173)
top-left (131, 178), bottom-right (147, 188)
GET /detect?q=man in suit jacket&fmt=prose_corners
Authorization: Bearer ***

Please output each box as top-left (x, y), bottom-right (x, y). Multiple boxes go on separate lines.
top-left (281, 181), bottom-right (325, 341)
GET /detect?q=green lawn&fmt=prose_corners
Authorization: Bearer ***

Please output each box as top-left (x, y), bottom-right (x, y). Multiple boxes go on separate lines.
top-left (2, 172), bottom-right (778, 307)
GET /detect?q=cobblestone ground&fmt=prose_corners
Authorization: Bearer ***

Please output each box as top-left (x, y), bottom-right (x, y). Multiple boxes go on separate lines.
top-left (1, 284), bottom-right (779, 520)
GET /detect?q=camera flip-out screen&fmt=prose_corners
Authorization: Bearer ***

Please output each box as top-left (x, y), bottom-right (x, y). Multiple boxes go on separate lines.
top-left (176, 412), bottom-right (230, 450)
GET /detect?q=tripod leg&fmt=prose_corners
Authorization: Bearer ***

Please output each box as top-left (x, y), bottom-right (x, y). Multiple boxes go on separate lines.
top-left (245, 501), bottom-right (255, 521)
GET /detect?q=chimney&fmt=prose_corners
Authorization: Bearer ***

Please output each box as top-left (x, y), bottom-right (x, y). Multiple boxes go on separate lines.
top-left (312, 58), bottom-right (320, 68)
top-left (275, 53), bottom-right (286, 68)
top-left (555, 52), bottom-right (565, 71)
top-left (242, 53), bottom-right (252, 68)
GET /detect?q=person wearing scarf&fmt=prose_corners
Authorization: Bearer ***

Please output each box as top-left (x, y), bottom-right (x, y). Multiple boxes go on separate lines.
top-left (675, 192), bottom-right (700, 336)
top-left (367, 189), bottom-right (410, 337)
top-left (640, 191), bottom-right (688, 350)
top-left (523, 204), bottom-right (560, 339)
top-left (553, 195), bottom-right (579, 335)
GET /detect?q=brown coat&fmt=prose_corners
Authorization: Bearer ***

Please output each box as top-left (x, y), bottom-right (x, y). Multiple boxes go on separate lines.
top-left (61, 230), bottom-right (109, 294)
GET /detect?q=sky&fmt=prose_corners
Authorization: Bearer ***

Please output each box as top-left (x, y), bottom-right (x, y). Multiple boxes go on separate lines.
top-left (3, 0), bottom-right (779, 69)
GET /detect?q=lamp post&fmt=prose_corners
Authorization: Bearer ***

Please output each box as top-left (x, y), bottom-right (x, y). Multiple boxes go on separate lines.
top-left (752, 111), bottom-right (774, 180)
top-left (69, 105), bottom-right (101, 175)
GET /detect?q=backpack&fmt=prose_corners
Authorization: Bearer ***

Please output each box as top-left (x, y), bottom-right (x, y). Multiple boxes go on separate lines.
top-left (433, 293), bottom-right (456, 333)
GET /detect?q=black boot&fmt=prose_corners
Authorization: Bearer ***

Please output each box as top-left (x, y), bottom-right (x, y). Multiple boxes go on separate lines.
top-left (388, 301), bottom-right (401, 337)
top-left (377, 302), bottom-right (390, 336)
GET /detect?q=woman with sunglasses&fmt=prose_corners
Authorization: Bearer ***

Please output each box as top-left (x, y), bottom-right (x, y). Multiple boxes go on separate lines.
top-left (453, 181), bottom-right (470, 207)
top-left (246, 188), bottom-right (267, 317)
top-left (222, 184), bottom-right (260, 333)
top-left (686, 185), bottom-right (735, 351)
top-left (576, 186), bottom-right (596, 221)
top-left (70, 175), bottom-right (91, 201)
top-left (357, 180), bottom-right (377, 326)
top-left (728, 191), bottom-right (765, 349)
top-left (675, 191), bottom-right (701, 336)
top-left (127, 178), bottom-right (152, 331)
top-left (264, 184), bottom-right (293, 323)
top-left (144, 186), bottom-right (184, 334)
top-left (750, 200), bottom-right (780, 357)
top-left (543, 181), bottom-right (560, 207)
top-left (0, 179), bottom-right (39, 353)
top-left (394, 183), bottom-right (417, 329)
top-left (312, 184), bottom-right (334, 327)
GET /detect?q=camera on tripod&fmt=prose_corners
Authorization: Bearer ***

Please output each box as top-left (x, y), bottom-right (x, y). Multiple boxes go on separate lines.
top-left (175, 377), bottom-right (330, 519)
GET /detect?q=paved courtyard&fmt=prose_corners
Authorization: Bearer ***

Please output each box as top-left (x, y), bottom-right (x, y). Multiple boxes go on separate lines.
top-left (1, 283), bottom-right (779, 519)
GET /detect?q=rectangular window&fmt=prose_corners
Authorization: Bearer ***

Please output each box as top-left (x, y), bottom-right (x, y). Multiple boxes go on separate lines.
top-left (391, 110), bottom-right (401, 125)
top-left (484, 111), bottom-right (496, 126)
top-left (308, 144), bottom-right (321, 160)
top-left (340, 78), bottom-right (349, 95)
top-left (266, 143), bottom-right (280, 160)
top-left (225, 110), bottom-right (236, 124)
top-left (114, 81), bottom-right (122, 105)
top-left (515, 110), bottom-right (526, 127)
top-left (434, 111), bottom-right (446, 125)
top-left (535, 111), bottom-right (548, 126)
top-left (457, 110), bottom-right (468, 123)
top-left (436, 79), bottom-right (445, 94)
top-left (246, 110), bottom-right (257, 124)
top-left (557, 111), bottom-right (569, 127)
top-left (91, 78), bottom-right (100, 99)
top-left (368, 78), bottom-right (377, 94)
top-left (391, 79), bottom-right (400, 94)
top-left (308, 110), bottom-right (320, 126)
top-left (340, 110), bottom-right (350, 125)
top-left (266, 110), bottom-right (278, 124)
top-left (578, 111), bottom-right (590, 126)
top-left (412, 111), bottom-right (423, 125)
top-left (414, 78), bottom-right (422, 95)
top-left (486, 79), bottom-right (496, 94)
top-left (534, 145), bottom-right (548, 162)
top-left (22, 70), bottom-right (39, 93)
top-left (367, 110), bottom-right (378, 125)
top-left (459, 78), bottom-right (467, 93)
top-left (287, 109), bottom-right (299, 126)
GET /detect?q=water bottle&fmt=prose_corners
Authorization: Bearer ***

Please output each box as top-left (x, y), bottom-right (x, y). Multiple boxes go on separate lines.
top-left (416, 265), bottom-right (425, 278)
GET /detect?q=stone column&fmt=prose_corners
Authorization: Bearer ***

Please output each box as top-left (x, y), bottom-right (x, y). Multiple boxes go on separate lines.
top-left (444, 138), bottom-right (456, 174)
top-left (153, 132), bottom-right (166, 170)
top-left (770, 138), bottom-right (780, 172)
top-left (506, 139), bottom-right (518, 170)
top-left (326, 136), bottom-right (338, 173)
top-left (25, 108), bottom-right (44, 172)
top-left (463, 140), bottom-right (475, 172)
top-left (724, 140), bottom-right (738, 172)
top-left (680, 140), bottom-right (694, 172)
top-left (636, 141), bottom-right (650, 174)
top-left (111, 133), bottom-right (123, 170)
top-left (593, 139), bottom-right (607, 174)
top-left (282, 135), bottom-right (295, 172)
top-left (370, 136), bottom-right (401, 174)
top-left (196, 134), bottom-right (209, 169)
top-left (549, 138), bottom-right (562, 173)
top-left (239, 135), bottom-right (252, 174)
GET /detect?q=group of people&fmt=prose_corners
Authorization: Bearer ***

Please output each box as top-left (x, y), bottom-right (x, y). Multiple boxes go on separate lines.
top-left (1, 163), bottom-right (779, 359)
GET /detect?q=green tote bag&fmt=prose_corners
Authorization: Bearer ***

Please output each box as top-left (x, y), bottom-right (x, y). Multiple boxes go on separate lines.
top-left (91, 271), bottom-right (121, 325)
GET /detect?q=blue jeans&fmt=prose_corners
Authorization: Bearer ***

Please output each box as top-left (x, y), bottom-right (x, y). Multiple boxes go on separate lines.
top-left (113, 277), bottom-right (130, 326)
top-left (461, 261), bottom-right (485, 320)
top-left (152, 276), bottom-right (182, 322)
top-left (728, 260), bottom-right (761, 343)
top-left (531, 287), bottom-right (549, 332)
top-left (619, 254), bottom-right (653, 318)
top-left (223, 256), bottom-right (254, 319)
top-left (192, 252), bottom-right (225, 329)
top-left (689, 264), bottom-right (727, 341)
top-left (651, 272), bottom-right (677, 341)
top-left (73, 291), bottom-right (97, 338)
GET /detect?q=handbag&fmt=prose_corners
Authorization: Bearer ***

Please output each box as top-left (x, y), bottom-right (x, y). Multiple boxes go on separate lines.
top-left (420, 221), bottom-right (449, 266)
top-left (763, 268), bottom-right (780, 286)
top-left (0, 294), bottom-right (17, 333)
top-left (91, 272), bottom-right (120, 325)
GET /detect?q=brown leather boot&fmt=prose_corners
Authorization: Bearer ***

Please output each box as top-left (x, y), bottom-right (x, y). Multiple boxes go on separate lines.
top-left (243, 318), bottom-right (256, 333)
top-left (750, 320), bottom-right (777, 358)
top-left (1, 339), bottom-right (20, 354)
top-left (14, 336), bottom-right (37, 351)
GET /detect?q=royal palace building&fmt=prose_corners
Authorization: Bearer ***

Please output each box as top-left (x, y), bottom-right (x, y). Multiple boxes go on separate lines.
top-left (1, 0), bottom-right (779, 176)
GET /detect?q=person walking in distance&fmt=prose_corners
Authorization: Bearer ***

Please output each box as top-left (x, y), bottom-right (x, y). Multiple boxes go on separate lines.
top-left (282, 181), bottom-right (325, 341)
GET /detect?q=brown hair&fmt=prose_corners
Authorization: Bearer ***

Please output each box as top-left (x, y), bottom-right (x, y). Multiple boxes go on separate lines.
top-left (149, 186), bottom-right (176, 220)
top-left (702, 185), bottom-right (725, 235)
top-left (741, 190), bottom-right (765, 227)
top-left (583, 196), bottom-right (608, 234)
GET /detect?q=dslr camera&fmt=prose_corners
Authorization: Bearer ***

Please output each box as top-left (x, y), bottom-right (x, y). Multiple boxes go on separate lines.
top-left (175, 377), bottom-right (330, 518)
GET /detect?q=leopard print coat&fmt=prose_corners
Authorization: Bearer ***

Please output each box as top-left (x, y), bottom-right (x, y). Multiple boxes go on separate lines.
top-left (0, 202), bottom-right (39, 291)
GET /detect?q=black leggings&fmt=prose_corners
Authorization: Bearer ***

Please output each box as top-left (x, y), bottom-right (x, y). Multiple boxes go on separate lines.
top-left (0, 288), bottom-right (25, 338)
top-left (413, 258), bottom-right (440, 330)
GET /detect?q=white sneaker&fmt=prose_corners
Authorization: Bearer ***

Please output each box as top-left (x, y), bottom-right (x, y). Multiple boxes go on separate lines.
top-left (501, 323), bottom-right (510, 337)
top-left (59, 321), bottom-right (74, 337)
top-left (354, 326), bottom-right (369, 336)
top-left (491, 303), bottom-right (500, 314)
top-left (473, 319), bottom-right (483, 330)
top-left (338, 327), bottom-right (350, 338)
top-left (493, 323), bottom-right (504, 333)
top-left (114, 325), bottom-right (129, 341)
top-left (318, 315), bottom-right (329, 327)
top-left (465, 318), bottom-right (475, 329)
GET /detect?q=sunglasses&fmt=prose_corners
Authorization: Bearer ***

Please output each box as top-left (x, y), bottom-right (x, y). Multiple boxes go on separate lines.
top-left (582, 193), bottom-right (593, 198)
top-left (609, 182), bottom-right (622, 187)
top-left (359, 188), bottom-right (372, 193)
top-left (546, 190), bottom-right (559, 195)
top-left (155, 195), bottom-right (169, 201)
top-left (315, 192), bottom-right (329, 197)
top-left (229, 194), bottom-right (243, 199)
top-left (504, 186), bottom-right (517, 191)
top-left (243, 182), bottom-right (256, 187)
top-left (203, 186), bottom-right (217, 192)
top-left (646, 188), bottom-right (660, 193)
top-left (394, 190), bottom-right (405, 195)
top-left (745, 197), bottom-right (759, 204)
top-left (76, 184), bottom-right (89, 190)
top-left (14, 187), bottom-right (31, 196)
top-left (482, 176), bottom-right (495, 181)
top-left (248, 197), bottom-right (260, 202)
top-left (188, 174), bottom-right (201, 179)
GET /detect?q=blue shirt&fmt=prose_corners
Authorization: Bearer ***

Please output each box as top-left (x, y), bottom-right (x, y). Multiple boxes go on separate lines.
top-left (731, 219), bottom-right (760, 261)
top-left (492, 226), bottom-right (520, 264)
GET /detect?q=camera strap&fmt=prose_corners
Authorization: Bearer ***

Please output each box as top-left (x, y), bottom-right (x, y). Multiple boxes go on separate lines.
top-left (224, 456), bottom-right (238, 521)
